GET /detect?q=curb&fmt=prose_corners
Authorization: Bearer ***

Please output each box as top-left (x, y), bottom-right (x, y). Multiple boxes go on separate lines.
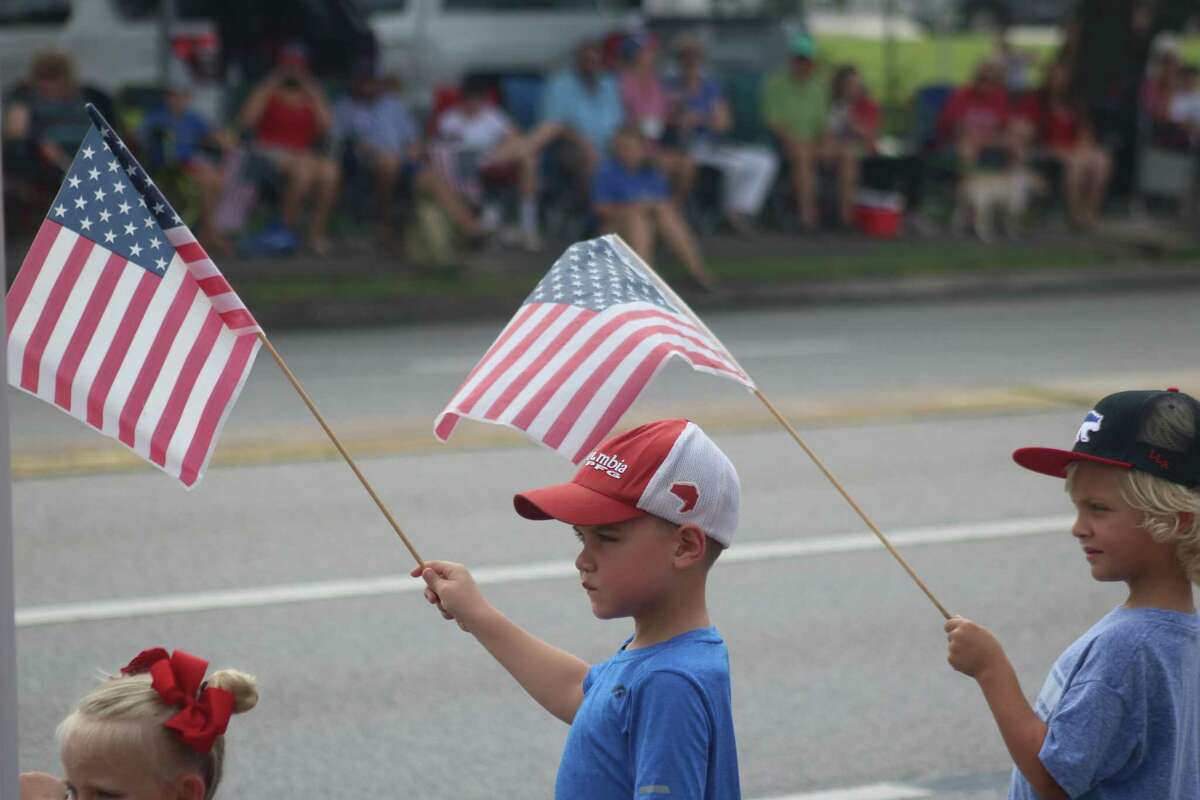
top-left (245, 265), bottom-right (1200, 330)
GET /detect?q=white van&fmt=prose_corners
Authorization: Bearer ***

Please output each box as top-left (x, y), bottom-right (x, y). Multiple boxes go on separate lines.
top-left (361, 0), bottom-right (637, 92)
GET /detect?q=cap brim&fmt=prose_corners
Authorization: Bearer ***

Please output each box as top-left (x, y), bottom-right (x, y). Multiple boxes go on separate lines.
top-left (514, 482), bottom-right (646, 526)
top-left (1012, 447), bottom-right (1132, 478)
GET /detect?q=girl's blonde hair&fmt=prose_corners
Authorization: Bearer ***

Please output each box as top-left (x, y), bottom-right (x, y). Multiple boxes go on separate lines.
top-left (1066, 393), bottom-right (1200, 585)
top-left (56, 667), bottom-right (258, 800)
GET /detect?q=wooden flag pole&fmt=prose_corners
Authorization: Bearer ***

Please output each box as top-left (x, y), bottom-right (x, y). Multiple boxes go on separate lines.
top-left (256, 332), bottom-right (425, 568)
top-left (752, 389), bottom-right (951, 619)
top-left (604, 235), bottom-right (951, 619)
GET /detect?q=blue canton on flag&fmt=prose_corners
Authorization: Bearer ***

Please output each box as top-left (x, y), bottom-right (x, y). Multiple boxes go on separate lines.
top-left (48, 125), bottom-right (181, 278)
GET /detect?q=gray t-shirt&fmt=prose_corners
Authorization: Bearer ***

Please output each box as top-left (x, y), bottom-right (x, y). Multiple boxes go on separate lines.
top-left (1009, 606), bottom-right (1200, 799)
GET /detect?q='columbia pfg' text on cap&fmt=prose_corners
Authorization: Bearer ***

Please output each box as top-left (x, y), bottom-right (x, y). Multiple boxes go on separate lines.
top-left (513, 419), bottom-right (740, 547)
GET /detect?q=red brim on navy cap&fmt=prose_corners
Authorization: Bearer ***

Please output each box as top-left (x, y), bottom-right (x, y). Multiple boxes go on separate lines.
top-left (1012, 447), bottom-right (1133, 478)
top-left (514, 482), bottom-right (646, 526)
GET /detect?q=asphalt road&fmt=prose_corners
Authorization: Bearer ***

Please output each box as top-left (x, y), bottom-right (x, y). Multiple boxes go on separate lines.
top-left (10, 290), bottom-right (1200, 798)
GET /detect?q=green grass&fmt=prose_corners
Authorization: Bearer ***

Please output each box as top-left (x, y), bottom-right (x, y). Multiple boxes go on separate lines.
top-left (236, 241), bottom-right (1191, 309)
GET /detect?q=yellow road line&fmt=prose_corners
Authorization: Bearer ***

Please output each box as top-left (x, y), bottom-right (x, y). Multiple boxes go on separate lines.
top-left (11, 385), bottom-right (1082, 481)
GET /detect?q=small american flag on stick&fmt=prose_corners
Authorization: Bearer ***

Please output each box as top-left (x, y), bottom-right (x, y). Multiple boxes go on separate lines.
top-left (434, 235), bottom-right (755, 463)
top-left (5, 105), bottom-right (260, 488)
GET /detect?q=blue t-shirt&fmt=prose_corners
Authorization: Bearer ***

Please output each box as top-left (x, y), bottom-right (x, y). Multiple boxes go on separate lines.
top-left (138, 107), bottom-right (212, 165)
top-left (555, 627), bottom-right (740, 800)
top-left (592, 157), bottom-right (669, 206)
top-left (1010, 606), bottom-right (1200, 800)
top-left (668, 74), bottom-right (725, 147)
top-left (539, 68), bottom-right (624, 152)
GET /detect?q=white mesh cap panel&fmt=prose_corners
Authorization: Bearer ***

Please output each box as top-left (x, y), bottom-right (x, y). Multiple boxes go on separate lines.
top-left (636, 422), bottom-right (741, 547)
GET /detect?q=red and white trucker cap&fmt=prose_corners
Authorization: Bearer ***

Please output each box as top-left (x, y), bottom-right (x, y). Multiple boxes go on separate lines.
top-left (513, 419), bottom-right (741, 547)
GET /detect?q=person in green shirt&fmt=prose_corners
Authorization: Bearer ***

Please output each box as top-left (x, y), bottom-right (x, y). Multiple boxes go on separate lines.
top-left (760, 33), bottom-right (859, 230)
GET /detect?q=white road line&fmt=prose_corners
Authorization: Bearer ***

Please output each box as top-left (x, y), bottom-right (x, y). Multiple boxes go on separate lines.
top-left (756, 782), bottom-right (932, 800)
top-left (14, 515), bottom-right (1071, 628)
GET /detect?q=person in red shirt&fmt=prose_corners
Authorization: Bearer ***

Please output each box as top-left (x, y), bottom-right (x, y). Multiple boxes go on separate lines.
top-left (937, 59), bottom-right (1026, 171)
top-left (238, 44), bottom-right (341, 255)
top-left (1026, 59), bottom-right (1111, 230)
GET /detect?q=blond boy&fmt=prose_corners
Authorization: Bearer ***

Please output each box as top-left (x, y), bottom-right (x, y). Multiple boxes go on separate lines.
top-left (412, 419), bottom-right (741, 798)
top-left (947, 388), bottom-right (1200, 799)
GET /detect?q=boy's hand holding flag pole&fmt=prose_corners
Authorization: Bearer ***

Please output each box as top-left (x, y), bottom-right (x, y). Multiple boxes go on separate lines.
top-left (5, 104), bottom-right (423, 567)
top-left (434, 234), bottom-right (950, 619)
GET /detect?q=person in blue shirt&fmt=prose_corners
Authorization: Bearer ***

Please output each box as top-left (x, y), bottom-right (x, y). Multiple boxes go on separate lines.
top-left (593, 125), bottom-right (715, 291)
top-left (530, 39), bottom-right (624, 191)
top-left (413, 419), bottom-right (742, 799)
top-left (138, 82), bottom-right (233, 253)
top-left (947, 388), bottom-right (1200, 799)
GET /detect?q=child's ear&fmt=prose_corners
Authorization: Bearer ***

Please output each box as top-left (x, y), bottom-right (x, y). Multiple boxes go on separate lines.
top-left (174, 772), bottom-right (206, 800)
top-left (672, 524), bottom-right (707, 569)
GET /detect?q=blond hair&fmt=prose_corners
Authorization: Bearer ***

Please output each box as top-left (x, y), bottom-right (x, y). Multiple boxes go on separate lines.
top-left (56, 667), bottom-right (258, 800)
top-left (1066, 394), bottom-right (1200, 585)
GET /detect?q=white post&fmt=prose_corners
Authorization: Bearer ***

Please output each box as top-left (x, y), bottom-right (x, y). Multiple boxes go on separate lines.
top-left (0, 93), bottom-right (19, 800)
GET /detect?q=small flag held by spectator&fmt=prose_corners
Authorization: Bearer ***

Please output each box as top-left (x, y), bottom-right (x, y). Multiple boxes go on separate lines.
top-left (434, 235), bottom-right (755, 464)
top-left (6, 105), bottom-right (260, 488)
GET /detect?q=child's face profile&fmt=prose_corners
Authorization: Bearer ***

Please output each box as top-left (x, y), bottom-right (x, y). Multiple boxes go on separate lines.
top-left (1069, 463), bottom-right (1181, 585)
top-left (573, 516), bottom-right (680, 619)
top-left (61, 730), bottom-right (203, 800)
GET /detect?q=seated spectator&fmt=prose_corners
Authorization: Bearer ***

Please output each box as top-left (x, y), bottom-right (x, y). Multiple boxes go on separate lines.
top-left (937, 58), bottom-right (1026, 172)
top-left (238, 44), bottom-right (340, 255)
top-left (3, 51), bottom-right (106, 230)
top-left (534, 39), bottom-right (625, 190)
top-left (761, 33), bottom-right (856, 230)
top-left (668, 33), bottom-right (778, 234)
top-left (334, 69), bottom-right (484, 251)
top-left (1025, 59), bottom-right (1111, 229)
top-left (1169, 64), bottom-right (1200, 146)
top-left (436, 75), bottom-right (544, 251)
top-left (593, 125), bottom-right (714, 290)
top-left (828, 65), bottom-right (880, 154)
top-left (618, 32), bottom-right (695, 203)
top-left (1140, 36), bottom-right (1185, 147)
top-left (138, 79), bottom-right (235, 253)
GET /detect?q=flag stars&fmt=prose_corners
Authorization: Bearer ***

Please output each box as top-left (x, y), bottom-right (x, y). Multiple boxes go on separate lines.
top-left (79, 217), bottom-right (93, 231)
top-left (125, 164), bottom-right (138, 177)
top-left (98, 209), bottom-right (111, 222)
top-left (112, 181), bottom-right (125, 194)
top-left (103, 230), bottom-right (116, 244)
top-left (68, 175), bottom-right (81, 189)
top-left (81, 145), bottom-right (95, 160)
top-left (129, 243), bottom-right (142, 257)
top-left (118, 201), bottom-right (131, 215)
top-left (93, 187), bottom-right (106, 202)
top-left (153, 202), bottom-right (165, 214)
top-left (142, 216), bottom-right (154, 229)
top-left (123, 222), bottom-right (137, 236)
top-left (87, 167), bottom-right (100, 181)
top-left (53, 203), bottom-right (67, 217)
top-left (155, 257), bottom-right (167, 271)
top-left (107, 159), bottom-right (119, 173)
top-left (138, 197), bottom-right (147, 208)
top-left (149, 237), bottom-right (161, 250)
top-left (73, 196), bottom-right (87, 210)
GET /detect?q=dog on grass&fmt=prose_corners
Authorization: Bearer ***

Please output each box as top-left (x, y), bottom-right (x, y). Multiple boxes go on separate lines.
top-left (953, 168), bottom-right (1048, 242)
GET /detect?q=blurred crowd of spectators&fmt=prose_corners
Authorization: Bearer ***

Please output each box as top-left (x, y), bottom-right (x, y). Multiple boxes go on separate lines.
top-left (4, 23), bottom-right (1199, 281)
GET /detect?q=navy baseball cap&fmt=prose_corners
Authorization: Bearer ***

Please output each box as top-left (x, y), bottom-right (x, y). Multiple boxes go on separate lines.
top-left (1014, 388), bottom-right (1200, 488)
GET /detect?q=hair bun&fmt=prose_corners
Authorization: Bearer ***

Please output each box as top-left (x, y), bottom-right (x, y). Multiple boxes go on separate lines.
top-left (207, 669), bottom-right (259, 714)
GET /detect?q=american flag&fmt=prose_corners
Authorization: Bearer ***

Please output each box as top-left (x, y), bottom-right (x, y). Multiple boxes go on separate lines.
top-left (434, 236), bottom-right (754, 463)
top-left (5, 106), bottom-right (260, 488)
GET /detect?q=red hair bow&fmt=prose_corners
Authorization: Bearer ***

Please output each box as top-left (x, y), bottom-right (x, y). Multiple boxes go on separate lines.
top-left (121, 648), bottom-right (234, 754)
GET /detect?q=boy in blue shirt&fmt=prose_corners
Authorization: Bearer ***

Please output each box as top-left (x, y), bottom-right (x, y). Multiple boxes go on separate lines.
top-left (947, 388), bottom-right (1200, 799)
top-left (413, 419), bottom-right (741, 798)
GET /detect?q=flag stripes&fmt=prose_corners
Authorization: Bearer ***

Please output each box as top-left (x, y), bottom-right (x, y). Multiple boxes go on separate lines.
top-left (7, 221), bottom-right (259, 487)
top-left (435, 300), bottom-right (748, 463)
top-left (165, 227), bottom-right (259, 334)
